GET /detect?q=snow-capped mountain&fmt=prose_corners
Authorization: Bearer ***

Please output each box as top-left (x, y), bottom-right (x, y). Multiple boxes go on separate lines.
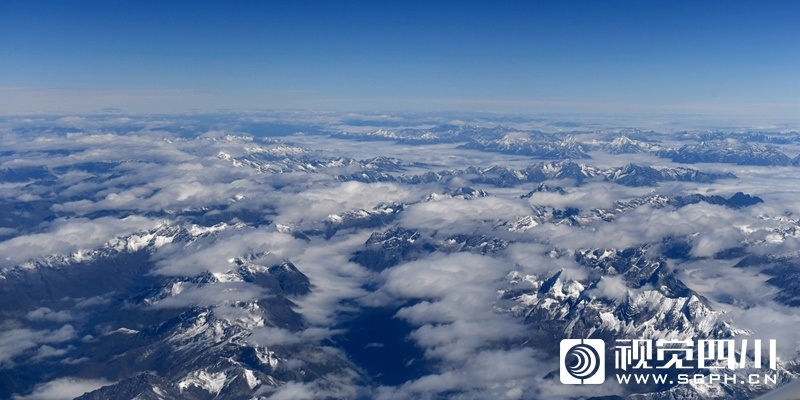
top-left (657, 141), bottom-right (794, 166)
top-left (2, 113), bottom-right (800, 400)
top-left (459, 135), bottom-right (592, 159)
top-left (600, 135), bottom-right (660, 154)
top-left (0, 223), bottom-right (360, 399)
top-left (334, 160), bottom-right (735, 188)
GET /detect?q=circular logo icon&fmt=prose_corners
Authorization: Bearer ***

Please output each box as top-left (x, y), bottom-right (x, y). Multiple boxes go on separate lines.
top-left (565, 343), bottom-right (601, 380)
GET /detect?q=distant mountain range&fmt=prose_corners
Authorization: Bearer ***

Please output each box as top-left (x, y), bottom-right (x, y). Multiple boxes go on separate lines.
top-left (1, 115), bottom-right (798, 399)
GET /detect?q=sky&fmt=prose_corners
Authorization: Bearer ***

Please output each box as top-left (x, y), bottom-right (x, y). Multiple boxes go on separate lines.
top-left (0, 1), bottom-right (798, 117)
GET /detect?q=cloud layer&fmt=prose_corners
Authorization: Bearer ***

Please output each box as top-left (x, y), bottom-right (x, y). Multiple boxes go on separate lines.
top-left (3, 113), bottom-right (800, 398)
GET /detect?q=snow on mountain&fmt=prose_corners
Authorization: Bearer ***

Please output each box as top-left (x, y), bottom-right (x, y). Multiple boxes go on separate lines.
top-left (500, 245), bottom-right (793, 399)
top-left (424, 186), bottom-right (490, 201)
top-left (657, 141), bottom-right (793, 166)
top-left (5, 114), bottom-right (800, 399)
top-left (459, 135), bottom-right (592, 159)
top-left (244, 144), bottom-right (308, 157)
top-left (0, 213), bottom-right (363, 398)
top-left (336, 160), bottom-right (734, 188)
top-left (600, 135), bottom-right (661, 154)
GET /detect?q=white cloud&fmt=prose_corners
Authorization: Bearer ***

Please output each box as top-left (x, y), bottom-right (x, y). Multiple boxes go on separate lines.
top-left (503, 242), bottom-right (587, 280)
top-left (524, 181), bottom-right (627, 210)
top-left (391, 252), bottom-right (495, 292)
top-left (273, 181), bottom-right (419, 225)
top-left (0, 325), bottom-right (77, 367)
top-left (247, 326), bottom-right (342, 347)
top-left (12, 377), bottom-right (114, 400)
top-left (25, 308), bottom-right (74, 323)
top-left (376, 348), bottom-right (550, 400)
top-left (5, 113), bottom-right (800, 398)
top-left (150, 282), bottom-right (268, 309)
top-left (152, 227), bottom-right (305, 276)
top-left (365, 252), bottom-right (550, 397)
top-left (31, 345), bottom-right (70, 361)
top-left (399, 196), bottom-right (530, 236)
top-left (590, 275), bottom-right (630, 301)
top-left (0, 216), bottom-right (157, 268)
top-left (525, 202), bottom-right (749, 253)
top-left (255, 370), bottom-right (364, 400)
top-left (290, 232), bottom-right (375, 326)
top-left (690, 225), bottom-right (743, 257)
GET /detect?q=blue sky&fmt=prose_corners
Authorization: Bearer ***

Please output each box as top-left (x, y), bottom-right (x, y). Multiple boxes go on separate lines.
top-left (1, 1), bottom-right (798, 116)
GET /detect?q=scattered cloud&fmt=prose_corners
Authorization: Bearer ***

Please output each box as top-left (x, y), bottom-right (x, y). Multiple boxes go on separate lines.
top-left (25, 308), bottom-right (74, 323)
top-left (150, 282), bottom-right (268, 309)
top-left (3, 113), bottom-right (800, 398)
top-left (0, 216), bottom-right (157, 268)
top-left (0, 325), bottom-right (77, 367)
top-left (12, 377), bottom-right (114, 400)
top-left (247, 326), bottom-right (343, 347)
top-left (589, 275), bottom-right (630, 301)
